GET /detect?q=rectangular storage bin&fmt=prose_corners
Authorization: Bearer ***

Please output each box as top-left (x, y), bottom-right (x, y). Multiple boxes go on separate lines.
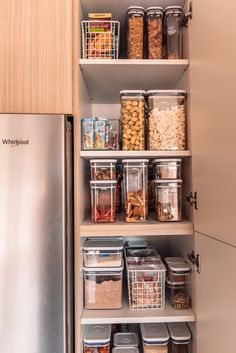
top-left (127, 7), bottom-right (145, 59)
top-left (90, 159), bottom-right (117, 180)
top-left (141, 323), bottom-right (170, 353)
top-left (84, 263), bottom-right (123, 309)
top-left (83, 324), bottom-right (111, 353)
top-left (90, 180), bottom-right (117, 223)
top-left (83, 238), bottom-right (123, 268)
top-left (113, 332), bottom-right (139, 347)
top-left (153, 159), bottom-right (182, 180)
top-left (112, 348), bottom-right (139, 353)
top-left (164, 6), bottom-right (183, 59)
top-left (167, 262), bottom-right (191, 283)
top-left (167, 323), bottom-right (191, 353)
top-left (168, 281), bottom-right (191, 310)
top-left (126, 247), bottom-right (160, 266)
top-left (147, 7), bottom-right (164, 59)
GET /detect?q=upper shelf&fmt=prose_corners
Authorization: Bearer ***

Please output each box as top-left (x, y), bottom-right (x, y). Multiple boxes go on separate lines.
top-left (79, 59), bottom-right (189, 103)
top-left (80, 150), bottom-right (191, 159)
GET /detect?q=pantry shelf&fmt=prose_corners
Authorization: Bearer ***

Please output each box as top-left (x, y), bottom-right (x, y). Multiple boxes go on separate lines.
top-left (80, 150), bottom-right (191, 159)
top-left (80, 215), bottom-right (193, 237)
top-left (81, 297), bottom-right (196, 325)
top-left (79, 59), bottom-right (189, 103)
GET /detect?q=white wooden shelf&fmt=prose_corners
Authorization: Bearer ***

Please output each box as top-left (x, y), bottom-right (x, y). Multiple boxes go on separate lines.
top-left (80, 150), bottom-right (191, 160)
top-left (80, 215), bottom-right (193, 237)
top-left (81, 297), bottom-right (196, 324)
top-left (79, 59), bottom-right (189, 103)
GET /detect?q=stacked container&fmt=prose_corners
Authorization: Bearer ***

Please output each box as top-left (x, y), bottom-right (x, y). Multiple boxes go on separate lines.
top-left (141, 323), bottom-right (170, 353)
top-left (83, 238), bottom-right (124, 310)
top-left (127, 7), bottom-right (145, 59)
top-left (83, 324), bottom-right (111, 353)
top-left (167, 323), bottom-right (192, 353)
top-left (164, 6), bottom-right (184, 59)
top-left (146, 7), bottom-right (164, 59)
top-left (113, 333), bottom-right (139, 352)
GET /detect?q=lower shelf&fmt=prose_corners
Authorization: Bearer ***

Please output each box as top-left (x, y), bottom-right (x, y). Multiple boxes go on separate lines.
top-left (81, 297), bottom-right (196, 324)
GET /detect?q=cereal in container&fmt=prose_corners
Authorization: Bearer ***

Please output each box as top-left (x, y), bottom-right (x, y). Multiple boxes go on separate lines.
top-left (147, 7), bottom-right (164, 59)
top-left (127, 7), bottom-right (145, 59)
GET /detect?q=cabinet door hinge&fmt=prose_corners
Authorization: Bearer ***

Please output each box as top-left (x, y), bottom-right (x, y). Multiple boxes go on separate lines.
top-left (186, 191), bottom-right (198, 210)
top-left (181, 2), bottom-right (193, 28)
top-left (188, 251), bottom-right (201, 273)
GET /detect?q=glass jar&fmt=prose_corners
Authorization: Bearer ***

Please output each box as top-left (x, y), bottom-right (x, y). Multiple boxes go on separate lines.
top-left (122, 159), bottom-right (148, 222)
top-left (84, 264), bottom-right (123, 309)
top-left (167, 323), bottom-right (191, 353)
top-left (153, 159), bottom-right (182, 179)
top-left (83, 324), bottom-right (111, 353)
top-left (120, 90), bottom-right (146, 151)
top-left (146, 7), bottom-right (164, 59)
top-left (141, 323), bottom-right (170, 353)
top-left (168, 281), bottom-right (191, 310)
top-left (90, 180), bottom-right (117, 223)
top-left (147, 90), bottom-right (186, 151)
top-left (90, 159), bottom-right (117, 180)
top-left (154, 180), bottom-right (182, 222)
top-left (127, 7), bottom-right (145, 59)
top-left (164, 6), bottom-right (183, 59)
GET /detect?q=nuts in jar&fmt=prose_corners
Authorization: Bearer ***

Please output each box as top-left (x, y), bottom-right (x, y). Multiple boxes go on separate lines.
top-left (120, 90), bottom-right (146, 151)
top-left (147, 7), bottom-right (164, 59)
top-left (127, 7), bottom-right (145, 59)
top-left (168, 282), bottom-right (191, 310)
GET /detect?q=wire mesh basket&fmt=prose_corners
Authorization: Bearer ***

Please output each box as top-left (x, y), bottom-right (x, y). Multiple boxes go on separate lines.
top-left (81, 20), bottom-right (120, 59)
top-left (125, 247), bottom-right (166, 310)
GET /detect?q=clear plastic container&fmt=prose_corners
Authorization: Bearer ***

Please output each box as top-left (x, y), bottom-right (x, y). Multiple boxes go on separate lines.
top-left (167, 323), bottom-right (191, 353)
top-left (153, 159), bottom-right (182, 179)
top-left (83, 324), bottom-right (111, 353)
top-left (168, 281), bottom-right (191, 310)
top-left (112, 348), bottom-right (139, 353)
top-left (168, 262), bottom-right (191, 283)
top-left (141, 323), bottom-right (170, 353)
top-left (105, 119), bottom-right (120, 150)
top-left (154, 180), bottom-right (182, 222)
top-left (120, 91), bottom-right (146, 151)
top-left (90, 180), bottom-right (117, 223)
top-left (90, 159), bottom-right (117, 180)
top-left (164, 6), bottom-right (183, 59)
top-left (147, 7), bottom-right (164, 59)
top-left (114, 332), bottom-right (139, 347)
top-left (127, 7), bottom-right (145, 59)
top-left (84, 263), bottom-right (123, 309)
top-left (83, 238), bottom-right (123, 268)
top-left (122, 159), bottom-right (148, 222)
top-left (126, 247), bottom-right (160, 266)
top-left (147, 90), bottom-right (186, 151)
top-left (165, 257), bottom-right (186, 266)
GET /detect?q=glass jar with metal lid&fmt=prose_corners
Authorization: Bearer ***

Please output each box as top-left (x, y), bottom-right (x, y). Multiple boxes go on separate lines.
top-left (164, 6), bottom-right (184, 59)
top-left (167, 322), bottom-right (191, 353)
top-left (120, 90), bottom-right (146, 151)
top-left (153, 159), bottom-right (182, 179)
top-left (146, 7), bottom-right (164, 59)
top-left (153, 179), bottom-right (182, 221)
top-left (127, 6), bottom-right (145, 59)
top-left (141, 323), bottom-right (170, 353)
top-left (147, 90), bottom-right (186, 151)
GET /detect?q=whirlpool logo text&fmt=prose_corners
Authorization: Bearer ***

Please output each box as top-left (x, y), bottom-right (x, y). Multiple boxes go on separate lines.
top-left (2, 139), bottom-right (29, 147)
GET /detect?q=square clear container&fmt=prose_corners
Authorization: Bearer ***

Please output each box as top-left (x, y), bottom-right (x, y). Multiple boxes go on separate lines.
top-left (165, 257), bottom-right (186, 266)
top-left (146, 7), bottom-right (164, 59)
top-left (127, 7), bottom-right (145, 59)
top-left (83, 238), bottom-right (123, 268)
top-left (83, 324), bottom-right (111, 353)
top-left (167, 323), bottom-right (191, 353)
top-left (141, 323), bottom-right (170, 353)
top-left (167, 262), bottom-right (191, 283)
top-left (153, 159), bottom-right (182, 179)
top-left (90, 180), bottom-right (117, 223)
top-left (90, 159), bottom-right (117, 180)
top-left (122, 159), bottom-right (149, 222)
top-left (153, 179), bottom-right (182, 222)
top-left (112, 348), bottom-right (139, 353)
top-left (168, 281), bottom-right (191, 310)
top-left (84, 263), bottom-right (123, 309)
top-left (105, 119), bottom-right (120, 150)
top-left (114, 332), bottom-right (139, 347)
top-left (120, 91), bottom-right (146, 151)
top-left (147, 90), bottom-right (186, 151)
top-left (164, 6), bottom-right (183, 59)
top-left (126, 247), bottom-right (160, 266)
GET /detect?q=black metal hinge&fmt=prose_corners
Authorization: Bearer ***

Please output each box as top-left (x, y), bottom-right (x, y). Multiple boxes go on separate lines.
top-left (186, 191), bottom-right (198, 210)
top-left (188, 251), bottom-right (201, 273)
top-left (181, 2), bottom-right (193, 28)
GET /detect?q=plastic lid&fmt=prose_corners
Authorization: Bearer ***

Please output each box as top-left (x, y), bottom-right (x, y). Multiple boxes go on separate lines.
top-left (112, 348), bottom-right (139, 353)
top-left (84, 324), bottom-right (111, 344)
top-left (153, 179), bottom-right (183, 183)
top-left (114, 333), bottom-right (139, 347)
top-left (127, 240), bottom-right (149, 248)
top-left (90, 180), bottom-right (117, 184)
top-left (146, 7), bottom-right (164, 16)
top-left (122, 159), bottom-right (149, 163)
top-left (141, 323), bottom-right (170, 344)
top-left (84, 260), bottom-right (124, 272)
top-left (169, 262), bottom-right (191, 272)
top-left (152, 159), bottom-right (182, 163)
top-left (127, 6), bottom-right (145, 16)
top-left (165, 6), bottom-right (183, 15)
top-left (120, 90), bottom-right (146, 96)
top-left (147, 90), bottom-right (186, 96)
top-left (167, 323), bottom-right (191, 342)
top-left (165, 257), bottom-right (185, 265)
top-left (90, 159), bottom-right (117, 164)
top-left (84, 238), bottom-right (123, 251)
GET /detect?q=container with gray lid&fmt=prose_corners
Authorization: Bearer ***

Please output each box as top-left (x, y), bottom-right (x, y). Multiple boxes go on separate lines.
top-left (167, 322), bottom-right (191, 343)
top-left (114, 332), bottom-right (139, 347)
top-left (83, 324), bottom-right (111, 345)
top-left (112, 348), bottom-right (139, 353)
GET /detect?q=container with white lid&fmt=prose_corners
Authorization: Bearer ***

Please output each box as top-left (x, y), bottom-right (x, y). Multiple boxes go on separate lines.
top-left (114, 332), bottom-right (139, 347)
top-left (168, 262), bottom-right (191, 283)
top-left (112, 348), bottom-right (139, 353)
top-left (83, 238), bottom-right (123, 268)
top-left (83, 324), bottom-right (111, 353)
top-left (164, 6), bottom-right (184, 59)
top-left (165, 257), bottom-right (185, 265)
top-left (152, 159), bottom-right (182, 179)
top-left (146, 7), bottom-right (164, 59)
top-left (90, 159), bottom-right (117, 180)
top-left (168, 322), bottom-right (191, 353)
top-left (141, 323), bottom-right (170, 352)
top-left (127, 7), bottom-right (145, 59)
top-left (167, 280), bottom-right (191, 310)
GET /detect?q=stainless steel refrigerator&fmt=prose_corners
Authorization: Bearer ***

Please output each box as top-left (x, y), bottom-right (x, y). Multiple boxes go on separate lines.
top-left (0, 114), bottom-right (74, 353)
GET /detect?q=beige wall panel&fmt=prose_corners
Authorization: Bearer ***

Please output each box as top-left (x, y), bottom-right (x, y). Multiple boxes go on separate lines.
top-left (189, 0), bottom-right (236, 246)
top-left (195, 232), bottom-right (236, 353)
top-left (0, 0), bottom-right (72, 113)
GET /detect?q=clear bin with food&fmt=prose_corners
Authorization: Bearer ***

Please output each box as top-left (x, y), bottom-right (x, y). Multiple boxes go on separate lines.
top-left (90, 159), bottom-right (117, 180)
top-left (127, 7), bottom-right (145, 59)
top-left (141, 323), bottom-right (170, 353)
top-left (84, 264), bottom-right (123, 309)
top-left (167, 323), bottom-right (191, 353)
top-left (83, 238), bottom-right (123, 268)
top-left (105, 119), bottom-right (120, 150)
top-left (147, 90), bottom-right (186, 151)
top-left (153, 159), bottom-right (182, 179)
top-left (120, 91), bottom-right (146, 151)
top-left (112, 348), bottom-right (139, 353)
top-left (126, 247), bottom-right (160, 266)
top-left (83, 324), bottom-right (111, 353)
top-left (147, 7), bottom-right (164, 59)
top-left (114, 332), bottom-right (139, 347)
top-left (164, 6), bottom-right (183, 59)
top-left (122, 159), bottom-right (148, 222)
top-left (165, 257), bottom-right (186, 266)
top-left (90, 180), bottom-right (117, 223)
top-left (168, 281), bottom-right (191, 310)
top-left (168, 262), bottom-right (191, 283)
top-left (154, 180), bottom-right (182, 222)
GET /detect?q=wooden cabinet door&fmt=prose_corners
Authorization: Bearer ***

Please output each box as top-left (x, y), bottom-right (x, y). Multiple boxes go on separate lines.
top-left (0, 0), bottom-right (72, 114)
top-left (189, 0), bottom-right (236, 246)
